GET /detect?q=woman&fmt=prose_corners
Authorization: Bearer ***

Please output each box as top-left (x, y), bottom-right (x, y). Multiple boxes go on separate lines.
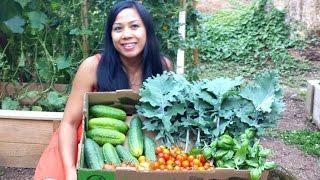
top-left (34, 1), bottom-right (172, 179)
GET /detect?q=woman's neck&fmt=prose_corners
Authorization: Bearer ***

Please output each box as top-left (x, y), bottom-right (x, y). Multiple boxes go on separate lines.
top-left (120, 55), bottom-right (141, 73)
top-left (120, 56), bottom-right (142, 92)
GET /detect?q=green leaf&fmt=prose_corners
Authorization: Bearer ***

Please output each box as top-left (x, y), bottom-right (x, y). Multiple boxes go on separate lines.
top-left (36, 59), bottom-right (52, 82)
top-left (245, 159), bottom-right (259, 168)
top-left (47, 91), bottom-right (66, 107)
top-left (31, 106), bottom-right (42, 111)
top-left (1, 97), bottom-right (19, 110)
top-left (4, 16), bottom-right (25, 33)
top-left (14, 0), bottom-right (31, 8)
top-left (240, 71), bottom-right (280, 113)
top-left (27, 11), bottom-right (48, 31)
top-left (259, 148), bottom-right (272, 157)
top-left (203, 77), bottom-right (243, 98)
top-left (234, 139), bottom-right (249, 166)
top-left (56, 56), bottom-right (71, 70)
top-left (250, 168), bottom-right (262, 180)
top-left (264, 161), bottom-right (277, 169)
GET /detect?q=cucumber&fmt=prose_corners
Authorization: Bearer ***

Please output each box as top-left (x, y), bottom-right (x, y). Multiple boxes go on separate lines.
top-left (87, 128), bottom-right (126, 145)
top-left (144, 136), bottom-right (156, 162)
top-left (128, 115), bottom-right (143, 157)
top-left (115, 145), bottom-right (139, 165)
top-left (84, 138), bottom-right (104, 169)
top-left (102, 143), bottom-right (121, 165)
top-left (90, 105), bottom-right (126, 120)
top-left (88, 117), bottom-right (129, 134)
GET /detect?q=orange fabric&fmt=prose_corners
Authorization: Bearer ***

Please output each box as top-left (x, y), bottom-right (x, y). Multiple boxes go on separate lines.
top-left (34, 54), bottom-right (101, 180)
top-left (34, 124), bottom-right (83, 180)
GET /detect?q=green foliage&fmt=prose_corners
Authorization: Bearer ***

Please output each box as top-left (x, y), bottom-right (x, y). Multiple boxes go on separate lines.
top-left (279, 130), bottom-right (320, 157)
top-left (185, 0), bottom-right (310, 81)
top-left (136, 71), bottom-right (284, 148)
top-left (0, 0), bottom-right (184, 111)
top-left (208, 130), bottom-right (276, 180)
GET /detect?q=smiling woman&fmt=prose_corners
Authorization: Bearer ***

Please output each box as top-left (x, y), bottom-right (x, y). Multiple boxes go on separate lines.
top-left (33, 1), bottom-right (172, 179)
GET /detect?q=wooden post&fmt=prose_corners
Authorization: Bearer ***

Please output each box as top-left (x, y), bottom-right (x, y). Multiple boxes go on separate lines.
top-left (81, 0), bottom-right (89, 58)
top-left (192, 0), bottom-right (199, 65)
top-left (176, 0), bottom-right (187, 74)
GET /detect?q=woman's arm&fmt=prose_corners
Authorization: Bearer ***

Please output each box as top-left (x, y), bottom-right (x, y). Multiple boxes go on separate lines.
top-left (58, 56), bottom-right (99, 179)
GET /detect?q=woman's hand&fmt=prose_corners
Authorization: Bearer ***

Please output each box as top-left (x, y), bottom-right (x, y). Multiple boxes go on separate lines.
top-left (65, 167), bottom-right (77, 180)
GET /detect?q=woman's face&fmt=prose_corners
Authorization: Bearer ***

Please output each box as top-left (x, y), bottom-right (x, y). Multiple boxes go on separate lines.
top-left (111, 8), bottom-right (147, 61)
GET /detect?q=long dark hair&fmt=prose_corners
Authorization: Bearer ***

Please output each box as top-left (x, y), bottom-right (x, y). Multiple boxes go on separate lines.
top-left (97, 0), bottom-right (165, 92)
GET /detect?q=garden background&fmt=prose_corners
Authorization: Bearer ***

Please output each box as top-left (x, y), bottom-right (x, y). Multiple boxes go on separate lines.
top-left (0, 0), bottom-right (319, 179)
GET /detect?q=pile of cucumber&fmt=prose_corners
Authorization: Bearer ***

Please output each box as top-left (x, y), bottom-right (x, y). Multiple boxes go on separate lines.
top-left (84, 105), bottom-right (156, 170)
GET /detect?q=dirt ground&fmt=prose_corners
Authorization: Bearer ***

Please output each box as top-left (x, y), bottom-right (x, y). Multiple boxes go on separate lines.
top-left (1, 1), bottom-right (320, 180)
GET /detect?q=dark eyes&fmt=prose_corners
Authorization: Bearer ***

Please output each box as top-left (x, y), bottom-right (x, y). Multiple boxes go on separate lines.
top-left (113, 24), bottom-right (140, 32)
top-left (131, 24), bottom-right (139, 29)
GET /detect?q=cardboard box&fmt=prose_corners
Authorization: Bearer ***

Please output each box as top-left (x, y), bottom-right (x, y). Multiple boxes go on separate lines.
top-left (76, 90), bottom-right (269, 180)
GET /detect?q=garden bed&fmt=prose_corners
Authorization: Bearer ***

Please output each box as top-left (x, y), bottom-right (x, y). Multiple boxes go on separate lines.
top-left (306, 80), bottom-right (320, 128)
top-left (0, 110), bottom-right (62, 168)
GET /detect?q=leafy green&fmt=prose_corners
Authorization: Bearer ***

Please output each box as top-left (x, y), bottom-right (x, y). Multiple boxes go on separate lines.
top-left (4, 16), bottom-right (25, 33)
top-left (210, 131), bottom-right (276, 179)
top-left (27, 11), bottom-right (48, 31)
top-left (1, 97), bottom-right (19, 110)
top-left (137, 71), bottom-right (284, 148)
top-left (38, 91), bottom-right (67, 111)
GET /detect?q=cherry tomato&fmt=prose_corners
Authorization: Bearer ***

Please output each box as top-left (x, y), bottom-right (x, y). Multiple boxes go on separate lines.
top-left (159, 164), bottom-right (166, 170)
top-left (156, 147), bottom-right (162, 155)
top-left (163, 153), bottom-right (170, 161)
top-left (182, 160), bottom-right (189, 168)
top-left (176, 154), bottom-right (184, 161)
top-left (158, 157), bottom-right (166, 165)
top-left (174, 160), bottom-right (181, 167)
top-left (187, 155), bottom-right (194, 162)
top-left (167, 164), bottom-right (174, 170)
top-left (158, 152), bottom-right (164, 158)
top-left (163, 148), bottom-right (170, 155)
top-left (197, 154), bottom-right (206, 164)
top-left (193, 159), bottom-right (201, 166)
top-left (153, 162), bottom-right (160, 170)
top-left (166, 159), bottom-right (174, 166)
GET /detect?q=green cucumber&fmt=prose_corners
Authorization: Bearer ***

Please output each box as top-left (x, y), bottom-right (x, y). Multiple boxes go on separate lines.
top-left (115, 145), bottom-right (139, 165)
top-left (102, 143), bottom-right (121, 165)
top-left (84, 138), bottom-right (104, 169)
top-left (128, 115), bottom-right (143, 157)
top-left (90, 105), bottom-right (126, 120)
top-left (143, 136), bottom-right (156, 162)
top-left (88, 117), bottom-right (129, 134)
top-left (87, 128), bottom-right (125, 145)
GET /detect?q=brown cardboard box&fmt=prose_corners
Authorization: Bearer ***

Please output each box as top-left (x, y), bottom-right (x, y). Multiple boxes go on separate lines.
top-left (76, 90), bottom-right (269, 180)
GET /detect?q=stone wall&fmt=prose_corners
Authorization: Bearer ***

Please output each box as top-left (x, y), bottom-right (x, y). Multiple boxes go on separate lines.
top-left (274, 0), bottom-right (320, 30)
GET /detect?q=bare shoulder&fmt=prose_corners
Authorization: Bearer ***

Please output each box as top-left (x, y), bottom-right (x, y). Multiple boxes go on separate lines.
top-left (79, 54), bottom-right (101, 71)
top-left (162, 56), bottom-right (174, 71)
top-left (73, 54), bottom-right (101, 89)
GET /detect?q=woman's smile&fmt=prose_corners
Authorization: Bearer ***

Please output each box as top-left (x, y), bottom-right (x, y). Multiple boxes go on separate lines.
top-left (112, 8), bottom-right (147, 61)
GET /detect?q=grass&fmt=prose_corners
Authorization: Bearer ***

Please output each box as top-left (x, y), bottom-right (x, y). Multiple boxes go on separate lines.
top-left (191, 58), bottom-right (318, 90)
top-left (278, 130), bottom-right (320, 157)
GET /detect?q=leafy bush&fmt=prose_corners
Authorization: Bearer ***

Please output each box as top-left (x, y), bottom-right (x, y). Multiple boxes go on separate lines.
top-left (137, 71), bottom-right (284, 148)
top-left (0, 0), bottom-right (184, 111)
top-left (185, 0), bottom-right (309, 80)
